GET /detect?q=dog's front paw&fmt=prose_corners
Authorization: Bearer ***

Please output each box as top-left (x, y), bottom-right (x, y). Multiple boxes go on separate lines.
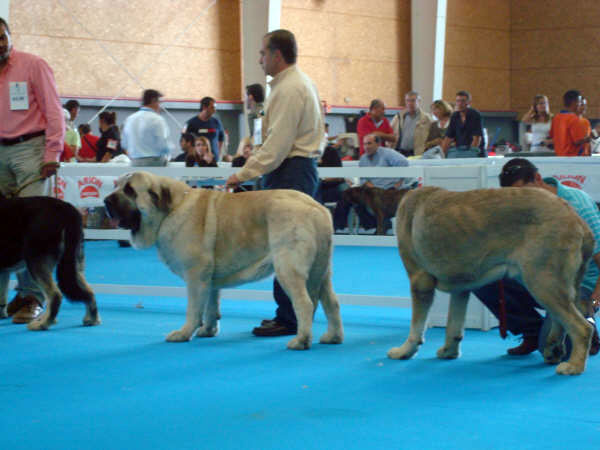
top-left (196, 322), bottom-right (219, 338)
top-left (166, 329), bottom-right (193, 342)
top-left (436, 345), bottom-right (460, 359)
top-left (27, 319), bottom-right (50, 331)
top-left (556, 361), bottom-right (584, 375)
top-left (388, 341), bottom-right (419, 360)
top-left (287, 335), bottom-right (311, 350)
top-left (319, 330), bottom-right (343, 344)
top-left (0, 305), bottom-right (7, 319)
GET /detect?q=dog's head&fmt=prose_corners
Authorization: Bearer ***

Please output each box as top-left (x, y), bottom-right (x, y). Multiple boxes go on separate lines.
top-left (104, 171), bottom-right (174, 249)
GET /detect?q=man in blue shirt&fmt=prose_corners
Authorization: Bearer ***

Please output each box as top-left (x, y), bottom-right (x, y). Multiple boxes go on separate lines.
top-left (359, 133), bottom-right (409, 188)
top-left (122, 89), bottom-right (173, 166)
top-left (184, 96), bottom-right (225, 160)
top-left (334, 134), bottom-right (409, 231)
top-left (474, 158), bottom-right (600, 355)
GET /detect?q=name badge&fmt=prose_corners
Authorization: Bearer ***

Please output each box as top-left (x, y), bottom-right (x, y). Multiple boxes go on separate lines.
top-left (9, 82), bottom-right (29, 110)
top-left (253, 118), bottom-right (263, 146)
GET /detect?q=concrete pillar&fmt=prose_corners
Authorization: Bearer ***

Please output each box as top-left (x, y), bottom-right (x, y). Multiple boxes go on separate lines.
top-left (411, 0), bottom-right (447, 108)
top-left (239, 0), bottom-right (281, 136)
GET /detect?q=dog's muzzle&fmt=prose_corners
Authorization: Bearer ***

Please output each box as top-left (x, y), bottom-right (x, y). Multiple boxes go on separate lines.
top-left (104, 193), bottom-right (141, 233)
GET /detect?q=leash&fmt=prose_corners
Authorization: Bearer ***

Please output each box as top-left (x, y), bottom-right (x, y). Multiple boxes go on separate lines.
top-left (5, 162), bottom-right (60, 198)
top-left (498, 280), bottom-right (508, 339)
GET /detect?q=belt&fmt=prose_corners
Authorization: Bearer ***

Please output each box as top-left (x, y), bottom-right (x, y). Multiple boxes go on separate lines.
top-left (0, 130), bottom-right (45, 146)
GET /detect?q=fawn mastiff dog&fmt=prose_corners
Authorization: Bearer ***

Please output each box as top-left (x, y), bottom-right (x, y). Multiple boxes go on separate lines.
top-left (104, 171), bottom-right (344, 350)
top-left (389, 186), bottom-right (594, 375)
top-left (0, 195), bottom-right (100, 329)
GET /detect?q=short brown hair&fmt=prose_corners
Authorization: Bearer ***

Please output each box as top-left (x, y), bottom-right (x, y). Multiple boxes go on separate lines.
top-left (264, 29), bottom-right (297, 64)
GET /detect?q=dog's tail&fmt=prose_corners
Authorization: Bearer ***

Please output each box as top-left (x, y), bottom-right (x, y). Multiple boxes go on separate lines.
top-left (56, 205), bottom-right (95, 303)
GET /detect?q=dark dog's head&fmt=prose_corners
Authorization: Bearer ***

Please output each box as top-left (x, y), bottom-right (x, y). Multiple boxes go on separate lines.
top-left (104, 172), bottom-right (173, 249)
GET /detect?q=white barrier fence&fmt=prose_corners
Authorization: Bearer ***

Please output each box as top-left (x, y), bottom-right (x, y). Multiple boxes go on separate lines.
top-left (53, 157), bottom-right (600, 329)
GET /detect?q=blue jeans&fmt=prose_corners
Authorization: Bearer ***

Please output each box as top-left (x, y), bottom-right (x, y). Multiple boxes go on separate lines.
top-left (262, 157), bottom-right (319, 328)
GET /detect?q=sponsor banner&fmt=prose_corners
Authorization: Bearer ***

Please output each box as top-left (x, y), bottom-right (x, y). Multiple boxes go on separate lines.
top-left (56, 176), bottom-right (117, 207)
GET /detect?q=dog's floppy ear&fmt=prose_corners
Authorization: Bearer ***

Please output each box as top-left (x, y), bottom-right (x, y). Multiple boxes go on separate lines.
top-left (148, 186), bottom-right (172, 212)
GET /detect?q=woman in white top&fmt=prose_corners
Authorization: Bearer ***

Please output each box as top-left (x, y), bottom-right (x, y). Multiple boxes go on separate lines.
top-left (521, 95), bottom-right (553, 152)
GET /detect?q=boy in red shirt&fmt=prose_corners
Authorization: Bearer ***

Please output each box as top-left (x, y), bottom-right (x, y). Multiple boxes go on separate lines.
top-left (550, 90), bottom-right (589, 156)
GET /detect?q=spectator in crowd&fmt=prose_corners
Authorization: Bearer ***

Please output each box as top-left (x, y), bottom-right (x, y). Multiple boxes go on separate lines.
top-left (592, 123), bottom-right (600, 154)
top-left (390, 91), bottom-right (434, 157)
top-left (550, 89), bottom-right (590, 157)
top-left (186, 135), bottom-right (217, 167)
top-left (359, 133), bottom-right (409, 189)
top-left (422, 99), bottom-right (453, 157)
top-left (441, 90), bottom-right (485, 157)
top-left (225, 29), bottom-right (324, 337)
top-left (473, 158), bottom-right (600, 355)
top-left (577, 97), bottom-right (592, 156)
top-left (521, 94), bottom-right (553, 153)
top-left (96, 111), bottom-right (123, 162)
top-left (0, 17), bottom-right (65, 323)
top-left (333, 134), bottom-right (408, 232)
top-left (232, 136), bottom-right (253, 167)
top-left (246, 83), bottom-right (264, 140)
top-left (183, 96), bottom-right (225, 160)
top-left (122, 89), bottom-right (172, 166)
top-left (61, 108), bottom-right (78, 162)
top-left (173, 132), bottom-right (195, 162)
top-left (64, 99), bottom-right (80, 128)
top-left (77, 123), bottom-right (99, 162)
top-left (356, 99), bottom-right (396, 156)
top-left (318, 144), bottom-right (349, 204)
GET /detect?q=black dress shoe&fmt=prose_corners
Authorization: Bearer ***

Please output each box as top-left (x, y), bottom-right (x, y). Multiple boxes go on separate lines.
top-left (252, 321), bottom-right (296, 337)
top-left (260, 318), bottom-right (277, 326)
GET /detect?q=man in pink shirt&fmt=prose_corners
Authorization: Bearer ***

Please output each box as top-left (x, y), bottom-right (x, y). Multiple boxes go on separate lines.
top-left (0, 17), bottom-right (65, 323)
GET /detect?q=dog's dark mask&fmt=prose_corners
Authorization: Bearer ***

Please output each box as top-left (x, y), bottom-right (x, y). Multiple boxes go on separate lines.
top-left (104, 192), bottom-right (141, 233)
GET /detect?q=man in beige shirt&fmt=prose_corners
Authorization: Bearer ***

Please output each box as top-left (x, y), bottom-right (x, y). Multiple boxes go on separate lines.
top-left (226, 29), bottom-right (324, 337)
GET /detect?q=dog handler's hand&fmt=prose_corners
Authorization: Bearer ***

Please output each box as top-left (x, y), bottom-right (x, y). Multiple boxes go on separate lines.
top-left (40, 162), bottom-right (60, 179)
top-left (226, 173), bottom-right (241, 189)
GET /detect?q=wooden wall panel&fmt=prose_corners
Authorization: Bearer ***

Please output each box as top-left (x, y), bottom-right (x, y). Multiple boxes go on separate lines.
top-left (511, 0), bottom-right (600, 118)
top-left (9, 0), bottom-right (241, 101)
top-left (281, 0), bottom-right (411, 108)
top-left (443, 0), bottom-right (511, 111)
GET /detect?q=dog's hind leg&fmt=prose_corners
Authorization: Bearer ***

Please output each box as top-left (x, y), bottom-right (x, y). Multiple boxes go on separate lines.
top-left (524, 269), bottom-right (592, 375)
top-left (196, 289), bottom-right (220, 338)
top-left (0, 271), bottom-right (8, 318)
top-left (26, 257), bottom-right (61, 331)
top-left (273, 255), bottom-right (313, 350)
top-left (317, 270), bottom-right (344, 345)
top-left (388, 271), bottom-right (436, 359)
top-left (166, 275), bottom-right (209, 342)
top-left (437, 291), bottom-right (469, 359)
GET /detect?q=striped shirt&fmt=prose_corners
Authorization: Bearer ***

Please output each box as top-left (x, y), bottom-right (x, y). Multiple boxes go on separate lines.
top-left (545, 177), bottom-right (600, 291)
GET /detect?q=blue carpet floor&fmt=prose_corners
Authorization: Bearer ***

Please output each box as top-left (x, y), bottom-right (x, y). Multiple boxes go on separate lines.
top-left (2, 242), bottom-right (600, 449)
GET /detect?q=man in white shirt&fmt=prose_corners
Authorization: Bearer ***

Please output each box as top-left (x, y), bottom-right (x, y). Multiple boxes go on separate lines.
top-left (122, 89), bottom-right (172, 166)
top-left (226, 29), bottom-right (324, 337)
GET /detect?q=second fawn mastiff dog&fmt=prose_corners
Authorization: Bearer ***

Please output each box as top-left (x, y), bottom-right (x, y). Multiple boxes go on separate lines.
top-left (389, 186), bottom-right (594, 375)
top-left (104, 171), bottom-right (344, 350)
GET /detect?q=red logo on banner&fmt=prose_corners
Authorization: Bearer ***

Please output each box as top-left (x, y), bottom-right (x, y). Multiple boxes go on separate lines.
top-left (56, 176), bottom-right (67, 200)
top-left (78, 176), bottom-right (103, 199)
top-left (553, 175), bottom-right (586, 190)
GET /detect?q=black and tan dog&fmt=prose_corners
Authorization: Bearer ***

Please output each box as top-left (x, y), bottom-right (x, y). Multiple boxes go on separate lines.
top-left (0, 195), bottom-right (100, 330)
top-left (341, 185), bottom-right (411, 235)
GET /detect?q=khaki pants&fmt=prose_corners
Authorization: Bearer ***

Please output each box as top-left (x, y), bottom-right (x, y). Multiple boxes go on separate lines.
top-left (0, 136), bottom-right (49, 303)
